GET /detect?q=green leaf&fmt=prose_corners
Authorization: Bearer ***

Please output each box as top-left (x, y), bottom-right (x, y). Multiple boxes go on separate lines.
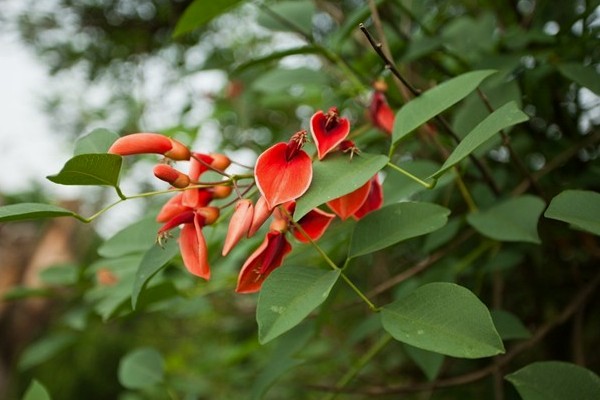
top-left (74, 128), bottom-right (119, 155)
top-left (233, 46), bottom-right (321, 75)
top-left (490, 309), bottom-right (531, 340)
top-left (558, 63), bottom-right (600, 95)
top-left (131, 240), bottom-right (179, 309)
top-left (22, 380), bottom-right (52, 400)
top-left (506, 361), bottom-right (600, 400)
top-left (349, 202), bottom-right (450, 258)
top-left (257, 267), bottom-right (340, 344)
top-left (381, 282), bottom-right (504, 358)
top-left (467, 195), bottom-right (545, 244)
top-left (98, 217), bottom-right (160, 258)
top-left (0, 203), bottom-right (76, 222)
top-left (18, 333), bottom-right (76, 370)
top-left (46, 154), bottom-right (122, 187)
top-left (392, 70), bottom-right (496, 144)
top-left (39, 264), bottom-right (79, 286)
top-left (118, 348), bottom-right (165, 390)
top-left (173, 0), bottom-right (246, 37)
top-left (544, 190), bottom-right (600, 236)
top-left (432, 101), bottom-right (529, 178)
top-left (257, 1), bottom-right (315, 33)
top-left (294, 152), bottom-right (389, 219)
top-left (403, 343), bottom-right (445, 381)
top-left (252, 67), bottom-right (328, 93)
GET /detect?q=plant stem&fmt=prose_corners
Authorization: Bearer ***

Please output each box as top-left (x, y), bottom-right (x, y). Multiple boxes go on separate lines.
top-left (453, 168), bottom-right (477, 212)
top-left (386, 162), bottom-right (434, 188)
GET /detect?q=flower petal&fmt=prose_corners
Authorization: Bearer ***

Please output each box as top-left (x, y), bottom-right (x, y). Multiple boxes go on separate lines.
top-left (327, 179), bottom-right (372, 220)
top-left (310, 108), bottom-right (351, 160)
top-left (222, 199), bottom-right (254, 256)
top-left (248, 196), bottom-right (273, 237)
top-left (255, 142), bottom-right (312, 210)
top-left (369, 92), bottom-right (395, 135)
top-left (353, 176), bottom-right (384, 220)
top-left (179, 215), bottom-right (210, 279)
top-left (156, 193), bottom-right (188, 223)
top-left (293, 208), bottom-right (335, 243)
top-left (235, 231), bottom-right (292, 293)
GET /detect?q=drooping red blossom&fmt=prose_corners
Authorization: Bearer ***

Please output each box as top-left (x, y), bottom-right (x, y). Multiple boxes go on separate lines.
top-left (292, 208), bottom-right (336, 243)
top-left (353, 176), bottom-right (383, 220)
top-left (369, 92), bottom-right (395, 135)
top-left (254, 131), bottom-right (313, 210)
top-left (235, 230), bottom-right (293, 293)
top-left (222, 199), bottom-right (254, 256)
top-left (183, 152), bottom-right (217, 208)
top-left (108, 133), bottom-right (191, 160)
top-left (327, 179), bottom-right (372, 220)
top-left (153, 164), bottom-right (190, 188)
top-left (158, 206), bottom-right (219, 280)
top-left (310, 107), bottom-right (351, 160)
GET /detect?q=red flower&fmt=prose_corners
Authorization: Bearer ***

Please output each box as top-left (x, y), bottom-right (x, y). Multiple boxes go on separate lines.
top-left (353, 176), bottom-right (383, 220)
top-left (153, 164), bottom-right (190, 188)
top-left (222, 199), bottom-right (254, 256)
top-left (327, 179), bottom-right (373, 220)
top-left (248, 196), bottom-right (272, 237)
top-left (235, 230), bottom-right (292, 293)
top-left (292, 208), bottom-right (335, 243)
top-left (369, 92), bottom-right (395, 135)
top-left (310, 107), bottom-right (351, 160)
top-left (254, 131), bottom-right (313, 210)
top-left (108, 133), bottom-right (191, 160)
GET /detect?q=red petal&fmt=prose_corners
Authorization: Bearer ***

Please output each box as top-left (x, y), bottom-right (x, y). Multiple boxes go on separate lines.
top-left (310, 109), bottom-right (351, 160)
top-left (255, 142), bottom-right (313, 210)
top-left (108, 133), bottom-right (173, 156)
top-left (222, 199), bottom-right (254, 256)
top-left (156, 193), bottom-right (188, 223)
top-left (158, 210), bottom-right (195, 233)
top-left (293, 208), bottom-right (335, 243)
top-left (353, 176), bottom-right (384, 220)
top-left (188, 153), bottom-right (215, 181)
top-left (235, 231), bottom-right (292, 293)
top-left (153, 164), bottom-right (190, 188)
top-left (369, 92), bottom-right (395, 135)
top-left (182, 188), bottom-right (213, 209)
top-left (248, 196), bottom-right (273, 237)
top-left (179, 215), bottom-right (210, 279)
top-left (327, 179), bottom-right (372, 220)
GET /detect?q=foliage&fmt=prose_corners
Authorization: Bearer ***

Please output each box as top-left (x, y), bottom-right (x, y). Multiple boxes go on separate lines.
top-left (2, 0), bottom-right (600, 399)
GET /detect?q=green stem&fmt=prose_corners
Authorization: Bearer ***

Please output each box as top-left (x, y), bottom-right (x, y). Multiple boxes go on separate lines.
top-left (323, 334), bottom-right (392, 400)
top-left (386, 162), bottom-right (435, 189)
top-left (453, 168), bottom-right (478, 213)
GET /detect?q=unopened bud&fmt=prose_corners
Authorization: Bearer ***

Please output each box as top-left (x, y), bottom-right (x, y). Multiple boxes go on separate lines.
top-left (210, 153), bottom-right (231, 171)
top-left (213, 185), bottom-right (233, 199)
top-left (164, 138), bottom-right (191, 161)
top-left (196, 206), bottom-right (220, 225)
top-left (108, 133), bottom-right (173, 156)
top-left (153, 164), bottom-right (190, 188)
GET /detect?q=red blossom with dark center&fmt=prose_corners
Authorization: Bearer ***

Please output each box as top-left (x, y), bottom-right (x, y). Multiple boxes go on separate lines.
top-left (235, 230), bottom-right (293, 293)
top-left (327, 179), bottom-right (372, 220)
top-left (254, 132), bottom-right (313, 210)
top-left (369, 92), bottom-right (395, 135)
top-left (353, 176), bottom-right (383, 220)
top-left (310, 107), bottom-right (351, 160)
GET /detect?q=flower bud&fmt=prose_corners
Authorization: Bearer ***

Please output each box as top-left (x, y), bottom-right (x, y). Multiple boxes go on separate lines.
top-left (153, 164), bottom-right (190, 188)
top-left (164, 138), bottom-right (191, 161)
top-left (196, 206), bottom-right (220, 225)
top-left (222, 199), bottom-right (254, 256)
top-left (210, 153), bottom-right (231, 171)
top-left (108, 133), bottom-right (173, 156)
top-left (212, 185), bottom-right (233, 199)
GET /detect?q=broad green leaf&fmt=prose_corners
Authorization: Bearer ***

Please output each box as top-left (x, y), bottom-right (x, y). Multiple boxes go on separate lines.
top-left (118, 348), bottom-right (165, 390)
top-left (349, 202), bottom-right (450, 258)
top-left (432, 101), bottom-right (529, 178)
top-left (46, 154), bottom-right (122, 187)
top-left (0, 203), bottom-right (76, 222)
top-left (294, 152), bottom-right (388, 219)
top-left (506, 361), bottom-right (600, 400)
top-left (22, 380), bottom-right (52, 400)
top-left (252, 67), bottom-right (328, 93)
top-left (490, 309), bottom-right (531, 340)
top-left (403, 343), bottom-right (445, 381)
top-left (39, 264), bottom-right (79, 286)
top-left (18, 333), bottom-right (76, 370)
top-left (558, 63), bottom-right (600, 95)
top-left (131, 239), bottom-right (179, 309)
top-left (467, 195), bottom-right (545, 244)
top-left (173, 0), bottom-right (246, 37)
top-left (381, 282), bottom-right (504, 358)
top-left (74, 128), bottom-right (119, 155)
top-left (257, 1), bottom-right (315, 33)
top-left (98, 217), bottom-right (160, 258)
top-left (544, 190), bottom-right (600, 236)
top-left (392, 70), bottom-right (496, 144)
top-left (257, 267), bottom-right (340, 344)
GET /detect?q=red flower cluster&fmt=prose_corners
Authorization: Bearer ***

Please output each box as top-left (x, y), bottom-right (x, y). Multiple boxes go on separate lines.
top-left (108, 105), bottom-right (384, 293)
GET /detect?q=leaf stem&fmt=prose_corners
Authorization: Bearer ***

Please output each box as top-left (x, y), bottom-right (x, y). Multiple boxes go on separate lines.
top-left (453, 168), bottom-right (477, 212)
top-left (386, 162), bottom-right (434, 189)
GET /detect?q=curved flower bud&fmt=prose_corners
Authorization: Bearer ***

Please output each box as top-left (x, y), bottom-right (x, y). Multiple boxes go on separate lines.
top-left (310, 107), bottom-right (351, 160)
top-left (369, 91), bottom-right (395, 135)
top-left (222, 199), bottom-right (254, 256)
top-left (327, 179), bottom-right (372, 220)
top-left (248, 196), bottom-right (273, 237)
top-left (212, 185), bottom-right (233, 199)
top-left (164, 138), bottom-right (191, 161)
top-left (153, 164), bottom-right (190, 188)
top-left (292, 208), bottom-right (335, 243)
top-left (235, 230), bottom-right (292, 293)
top-left (255, 131), bottom-right (312, 210)
top-left (108, 133), bottom-right (173, 156)
top-left (209, 153), bottom-right (231, 171)
top-left (353, 176), bottom-right (383, 220)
